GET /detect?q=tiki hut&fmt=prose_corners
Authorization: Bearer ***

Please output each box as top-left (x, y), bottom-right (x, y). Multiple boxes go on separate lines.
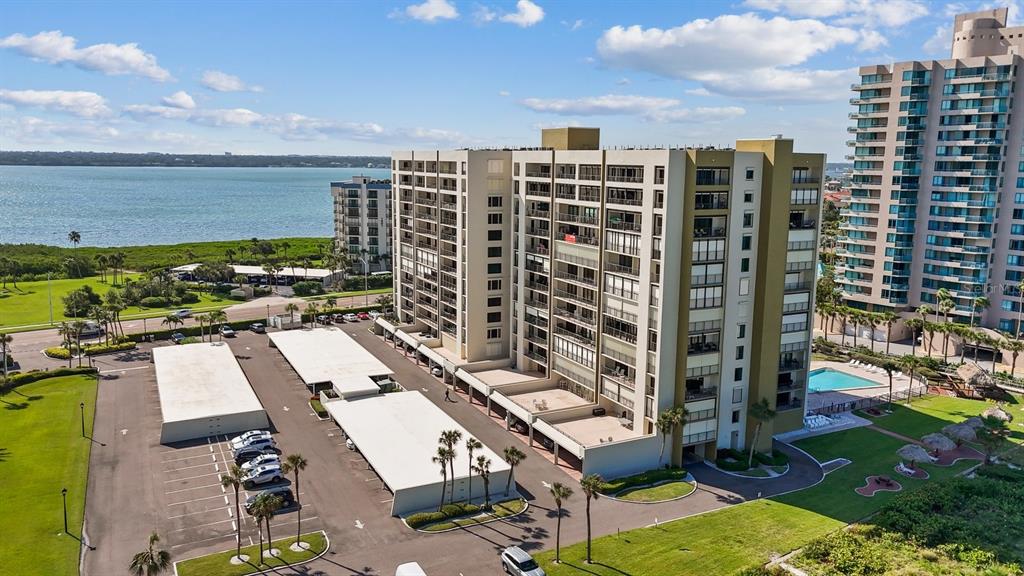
top-left (982, 405), bottom-right (1013, 423)
top-left (897, 444), bottom-right (934, 465)
top-left (957, 362), bottom-right (993, 390)
top-left (921, 433), bottom-right (957, 452)
top-left (942, 422), bottom-right (977, 442)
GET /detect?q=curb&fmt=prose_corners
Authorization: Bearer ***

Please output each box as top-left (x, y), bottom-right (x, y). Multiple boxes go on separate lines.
top-left (705, 461), bottom-right (791, 480)
top-left (172, 530), bottom-right (330, 576)
top-left (404, 499), bottom-right (530, 534)
top-left (602, 475), bottom-right (699, 504)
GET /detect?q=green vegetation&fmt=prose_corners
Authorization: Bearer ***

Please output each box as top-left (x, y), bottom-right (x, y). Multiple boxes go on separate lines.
top-left (304, 286), bottom-right (391, 301)
top-left (864, 394), bottom-right (1022, 443)
top-left (0, 374), bottom-right (97, 576)
top-left (616, 480), bottom-right (695, 502)
top-left (415, 499), bottom-right (527, 532)
top-left (309, 397), bottom-right (328, 418)
top-left (597, 467), bottom-right (688, 496)
top-left (175, 531), bottom-right (328, 576)
top-left (406, 502), bottom-right (482, 529)
top-left (44, 341), bottom-right (136, 359)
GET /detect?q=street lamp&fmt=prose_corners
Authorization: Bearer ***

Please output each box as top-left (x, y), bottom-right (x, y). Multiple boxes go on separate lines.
top-left (80, 402), bottom-right (85, 437)
top-left (61, 487), bottom-right (68, 534)
top-left (358, 256), bottom-right (369, 306)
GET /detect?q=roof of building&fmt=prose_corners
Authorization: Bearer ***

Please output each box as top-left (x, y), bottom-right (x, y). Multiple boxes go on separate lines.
top-left (331, 375), bottom-right (382, 399)
top-left (153, 342), bottom-right (264, 423)
top-left (323, 391), bottom-right (509, 492)
top-left (171, 263), bottom-right (334, 279)
top-left (268, 327), bottom-right (392, 385)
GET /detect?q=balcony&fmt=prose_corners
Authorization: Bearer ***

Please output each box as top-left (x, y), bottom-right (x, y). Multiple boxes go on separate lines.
top-left (554, 270), bottom-right (597, 287)
top-left (524, 350), bottom-right (548, 365)
top-left (687, 341), bottom-right (720, 356)
top-left (779, 358), bottom-right (806, 371)
top-left (554, 326), bottom-right (595, 346)
top-left (603, 325), bottom-right (638, 344)
top-left (553, 306), bottom-right (597, 326)
top-left (685, 386), bottom-right (718, 402)
top-left (605, 262), bottom-right (639, 277)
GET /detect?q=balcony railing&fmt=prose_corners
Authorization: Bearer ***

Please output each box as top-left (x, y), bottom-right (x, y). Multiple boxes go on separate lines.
top-left (685, 386), bottom-right (718, 401)
top-left (603, 325), bottom-right (638, 344)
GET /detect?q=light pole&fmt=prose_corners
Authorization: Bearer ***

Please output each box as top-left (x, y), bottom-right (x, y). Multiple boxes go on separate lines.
top-left (61, 487), bottom-right (68, 534)
top-left (80, 402), bottom-right (85, 437)
top-left (48, 272), bottom-right (54, 325)
top-left (358, 256), bottom-right (369, 306)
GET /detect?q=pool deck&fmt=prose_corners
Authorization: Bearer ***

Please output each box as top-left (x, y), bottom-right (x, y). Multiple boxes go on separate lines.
top-left (807, 360), bottom-right (918, 413)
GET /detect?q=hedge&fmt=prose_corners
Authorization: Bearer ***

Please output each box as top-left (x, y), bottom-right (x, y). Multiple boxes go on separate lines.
top-left (598, 467), bottom-right (688, 495)
top-left (753, 449), bottom-right (790, 467)
top-left (406, 503), bottom-right (481, 528)
top-left (45, 340), bottom-right (137, 359)
top-left (2, 367), bottom-right (97, 391)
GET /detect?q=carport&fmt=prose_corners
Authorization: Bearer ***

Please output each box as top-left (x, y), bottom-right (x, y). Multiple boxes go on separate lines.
top-left (268, 327), bottom-right (393, 391)
top-left (323, 391), bottom-right (511, 516)
top-left (154, 342), bottom-right (269, 443)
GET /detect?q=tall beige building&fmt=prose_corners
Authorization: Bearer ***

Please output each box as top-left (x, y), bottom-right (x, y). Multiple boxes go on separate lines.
top-left (842, 7), bottom-right (1024, 333)
top-left (331, 176), bottom-right (393, 272)
top-left (382, 129), bottom-right (824, 477)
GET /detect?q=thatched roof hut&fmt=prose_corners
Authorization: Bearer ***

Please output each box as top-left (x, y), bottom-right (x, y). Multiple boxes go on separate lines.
top-left (942, 422), bottom-right (977, 442)
top-left (921, 433), bottom-right (957, 451)
top-left (897, 444), bottom-right (933, 463)
top-left (982, 405), bottom-right (1013, 423)
top-left (957, 363), bottom-right (993, 389)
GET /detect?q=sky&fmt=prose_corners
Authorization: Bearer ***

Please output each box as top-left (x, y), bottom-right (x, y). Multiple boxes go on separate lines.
top-left (0, 0), bottom-right (1018, 160)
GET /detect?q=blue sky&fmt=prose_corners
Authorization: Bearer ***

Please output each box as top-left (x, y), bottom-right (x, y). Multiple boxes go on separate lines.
top-left (0, 0), bottom-right (1015, 159)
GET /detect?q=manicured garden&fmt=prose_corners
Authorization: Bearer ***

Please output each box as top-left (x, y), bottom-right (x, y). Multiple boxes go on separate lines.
top-left (415, 499), bottom-right (527, 532)
top-left (861, 394), bottom-right (1023, 444)
top-left (175, 530), bottom-right (328, 576)
top-left (597, 468), bottom-right (694, 502)
top-left (0, 374), bottom-right (97, 576)
top-left (616, 480), bottom-right (695, 502)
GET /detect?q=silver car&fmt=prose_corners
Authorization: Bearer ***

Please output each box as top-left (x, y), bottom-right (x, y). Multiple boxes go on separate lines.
top-left (242, 464), bottom-right (283, 488)
top-left (500, 546), bottom-right (545, 576)
top-left (230, 431), bottom-right (272, 451)
top-left (240, 453), bottom-right (280, 472)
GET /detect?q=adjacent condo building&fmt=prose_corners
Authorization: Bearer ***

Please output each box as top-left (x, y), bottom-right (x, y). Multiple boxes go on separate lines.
top-left (383, 128), bottom-right (824, 477)
top-left (843, 7), bottom-right (1024, 333)
top-left (331, 176), bottom-right (393, 272)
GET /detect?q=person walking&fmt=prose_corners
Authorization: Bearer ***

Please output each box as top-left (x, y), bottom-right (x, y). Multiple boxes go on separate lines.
top-left (444, 388), bottom-right (452, 402)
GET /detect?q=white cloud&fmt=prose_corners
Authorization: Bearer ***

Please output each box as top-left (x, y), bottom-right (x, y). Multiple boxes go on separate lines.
top-left (743, 0), bottom-right (928, 27)
top-left (597, 14), bottom-right (860, 102)
top-left (161, 90), bottom-right (196, 110)
top-left (500, 0), bottom-right (544, 27)
top-left (0, 89), bottom-right (111, 118)
top-left (532, 120), bottom-right (583, 130)
top-left (922, 25), bottom-right (950, 55)
top-left (123, 104), bottom-right (265, 127)
top-left (646, 106), bottom-right (746, 123)
top-left (685, 87), bottom-right (712, 96)
top-left (200, 70), bottom-right (263, 93)
top-left (857, 29), bottom-right (888, 51)
top-left (562, 19), bottom-right (584, 31)
top-left (521, 94), bottom-right (681, 115)
top-left (402, 0), bottom-right (459, 22)
top-left (0, 30), bottom-right (172, 81)
top-left (0, 115), bottom-right (121, 144)
top-left (474, 5), bottom-right (497, 23)
top-left (498, 90), bottom-right (511, 97)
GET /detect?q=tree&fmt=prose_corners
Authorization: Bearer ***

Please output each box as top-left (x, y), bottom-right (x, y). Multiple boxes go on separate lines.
top-left (655, 406), bottom-right (687, 467)
top-left (439, 430), bottom-right (462, 504)
top-left (0, 332), bottom-right (12, 383)
top-left (68, 230), bottom-right (81, 249)
top-left (195, 313), bottom-right (208, 342)
top-left (57, 322), bottom-right (74, 368)
top-left (917, 305), bottom-right (933, 357)
top-left (95, 253), bottom-right (108, 283)
top-left (209, 309), bottom-right (227, 340)
top-left (281, 454), bottom-right (308, 547)
top-left (465, 437), bottom-right (482, 504)
top-left (225, 247), bottom-right (236, 263)
top-left (304, 302), bottom-right (319, 327)
top-left (161, 314), bottom-right (183, 331)
top-left (284, 302), bottom-right (299, 324)
top-left (580, 473), bottom-right (603, 564)
top-left (501, 446), bottom-right (526, 496)
top-left (549, 482), bottom-right (573, 564)
top-left (905, 317), bottom-right (923, 357)
top-left (970, 296), bottom-right (990, 329)
top-left (128, 532), bottom-right (171, 576)
top-left (431, 446), bottom-right (453, 510)
top-left (233, 274), bottom-right (246, 289)
top-left (219, 465), bottom-right (245, 561)
top-left (62, 285), bottom-right (101, 317)
top-left (938, 296), bottom-right (955, 363)
top-left (850, 310), bottom-right (860, 348)
top-left (1005, 338), bottom-right (1024, 378)
top-left (977, 415), bottom-right (1010, 464)
top-left (880, 311), bottom-right (898, 355)
top-left (878, 358), bottom-right (898, 409)
top-left (473, 455), bottom-right (492, 508)
top-left (867, 312), bottom-right (882, 353)
top-left (899, 355), bottom-right (923, 404)
top-left (251, 492), bottom-right (284, 563)
top-left (746, 398), bottom-right (777, 469)
top-left (70, 320), bottom-right (85, 367)
top-left (325, 296), bottom-right (338, 311)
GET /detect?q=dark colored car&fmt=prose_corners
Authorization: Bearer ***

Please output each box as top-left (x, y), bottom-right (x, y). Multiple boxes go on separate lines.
top-left (249, 323), bottom-right (266, 333)
top-left (233, 445), bottom-right (279, 465)
top-left (171, 332), bottom-right (186, 344)
top-left (244, 487), bottom-right (295, 514)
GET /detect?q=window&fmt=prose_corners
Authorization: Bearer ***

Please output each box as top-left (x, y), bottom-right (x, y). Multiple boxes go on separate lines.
top-left (744, 192), bottom-right (753, 203)
top-left (488, 230), bottom-right (502, 241)
top-left (734, 367), bottom-right (743, 382)
top-left (487, 263), bottom-right (502, 274)
top-left (695, 167), bottom-right (730, 185)
top-left (487, 312), bottom-right (502, 323)
top-left (488, 195), bottom-right (503, 207)
top-left (741, 257), bottom-right (750, 272)
top-left (745, 168), bottom-right (755, 180)
top-left (738, 324), bottom-right (746, 338)
top-left (741, 235), bottom-right (752, 250)
top-left (487, 246), bottom-right (502, 257)
top-left (487, 328), bottom-right (502, 339)
top-left (488, 279), bottom-right (502, 290)
top-left (487, 296), bottom-right (502, 307)
top-left (732, 410), bottom-right (740, 423)
top-left (488, 213), bottom-right (503, 224)
top-left (732, 387), bottom-right (743, 403)
top-left (739, 278), bottom-right (750, 296)
top-left (743, 212), bottom-right (754, 228)
top-left (736, 346), bottom-right (744, 360)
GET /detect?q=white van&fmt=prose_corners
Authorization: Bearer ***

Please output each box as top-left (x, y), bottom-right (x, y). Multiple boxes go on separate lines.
top-left (395, 562), bottom-right (427, 576)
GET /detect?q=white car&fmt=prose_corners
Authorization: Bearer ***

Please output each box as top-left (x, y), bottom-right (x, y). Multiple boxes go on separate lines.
top-left (242, 464), bottom-right (283, 488)
top-left (240, 453), bottom-right (280, 472)
top-left (368, 310), bottom-right (382, 319)
top-left (431, 366), bottom-right (443, 377)
top-left (501, 547), bottom-right (545, 576)
top-left (219, 325), bottom-right (236, 337)
top-left (342, 313), bottom-right (359, 322)
top-left (174, 309), bottom-right (192, 318)
top-left (229, 430), bottom-right (269, 448)
top-left (230, 433), bottom-right (274, 452)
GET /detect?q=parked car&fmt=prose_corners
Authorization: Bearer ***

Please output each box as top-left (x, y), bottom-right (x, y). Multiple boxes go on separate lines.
top-left (368, 310), bottom-right (382, 319)
top-left (170, 332), bottom-right (186, 344)
top-left (500, 547), bottom-right (545, 576)
top-left (80, 321), bottom-right (105, 338)
top-left (316, 314), bottom-right (332, 324)
top-left (331, 313), bottom-right (346, 323)
top-left (240, 453), bottom-right (280, 472)
top-left (244, 486), bottom-right (295, 514)
top-left (219, 325), bottom-right (236, 337)
top-left (357, 311), bottom-right (371, 320)
top-left (242, 464), bottom-right (283, 488)
top-left (431, 366), bottom-right (443, 377)
top-left (249, 323), bottom-right (266, 333)
top-left (233, 445), bottom-right (279, 465)
top-left (342, 313), bottom-right (359, 322)
top-left (230, 430), bottom-right (269, 446)
top-left (174, 309), bottom-right (192, 318)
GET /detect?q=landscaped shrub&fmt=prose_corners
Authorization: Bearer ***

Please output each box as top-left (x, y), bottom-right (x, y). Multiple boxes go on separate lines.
top-left (45, 341), bottom-right (136, 359)
top-left (800, 530), bottom-right (891, 576)
top-left (406, 502), bottom-right (481, 528)
top-left (44, 347), bottom-right (71, 360)
top-left (309, 397), bottom-right (328, 418)
top-left (753, 449), bottom-right (790, 467)
top-left (139, 296), bottom-right (171, 308)
top-left (179, 292), bottom-right (200, 304)
top-left (715, 458), bottom-right (751, 472)
top-left (343, 274), bottom-right (392, 291)
top-left (291, 281), bottom-right (324, 297)
top-left (2, 367), bottom-right (97, 391)
top-left (598, 467), bottom-right (687, 495)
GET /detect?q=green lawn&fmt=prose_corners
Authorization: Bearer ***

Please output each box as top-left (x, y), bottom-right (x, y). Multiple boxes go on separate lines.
top-left (419, 499), bottom-right (527, 532)
top-left (616, 481), bottom-right (695, 502)
top-left (304, 287), bottom-right (391, 301)
top-left (860, 395), bottom-right (1000, 440)
top-left (0, 374), bottom-right (97, 576)
top-left (175, 531), bottom-right (327, 576)
top-left (0, 275), bottom-right (231, 330)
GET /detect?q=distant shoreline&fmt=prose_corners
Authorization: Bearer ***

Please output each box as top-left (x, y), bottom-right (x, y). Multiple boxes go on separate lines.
top-left (0, 151), bottom-right (390, 169)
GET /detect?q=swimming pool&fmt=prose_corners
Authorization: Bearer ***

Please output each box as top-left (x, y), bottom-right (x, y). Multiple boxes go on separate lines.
top-left (808, 368), bottom-right (884, 392)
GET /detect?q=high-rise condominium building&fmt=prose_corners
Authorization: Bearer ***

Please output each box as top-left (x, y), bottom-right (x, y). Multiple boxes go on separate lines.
top-left (331, 176), bottom-right (393, 272)
top-left (385, 129), bottom-right (823, 477)
top-left (843, 7), bottom-right (1024, 333)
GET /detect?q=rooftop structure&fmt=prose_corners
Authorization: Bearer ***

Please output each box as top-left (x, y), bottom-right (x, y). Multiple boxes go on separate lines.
top-left (268, 327), bottom-right (392, 389)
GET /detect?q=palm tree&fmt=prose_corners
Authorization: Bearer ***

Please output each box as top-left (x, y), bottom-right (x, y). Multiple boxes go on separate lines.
top-left (850, 310), bottom-right (861, 348)
top-left (432, 447), bottom-right (452, 510)
top-left (501, 446), bottom-right (526, 496)
top-left (195, 313), bottom-right (207, 342)
top-left (219, 465), bottom-right (245, 561)
top-left (68, 230), bottom-right (81, 249)
top-left (1005, 339), bottom-right (1024, 378)
top-left (938, 296), bottom-right (955, 362)
top-left (549, 482), bottom-right (573, 564)
top-left (746, 398), bottom-right (777, 469)
top-left (128, 532), bottom-right (171, 576)
top-left (917, 305), bottom-right (933, 357)
top-left (209, 309), bottom-right (228, 340)
top-left (281, 454), bottom-right (308, 547)
top-left (253, 492), bottom-right (285, 563)
top-left (899, 354), bottom-right (923, 404)
top-left (161, 314), bottom-right (183, 332)
top-left (880, 311), bottom-right (898, 355)
top-left (71, 320), bottom-right (85, 367)
top-left (0, 332), bottom-right (12, 383)
top-left (57, 322), bottom-right (74, 368)
top-left (838, 307), bottom-right (848, 347)
top-left (280, 241), bottom-right (291, 262)
top-left (325, 296), bottom-right (338, 311)
top-left (225, 247), bottom-right (236, 263)
top-left (977, 415), bottom-right (1010, 464)
top-left (473, 455), bottom-right (492, 508)
top-left (989, 335), bottom-right (1000, 373)
top-left (465, 437), bottom-right (482, 504)
top-left (878, 359), bottom-right (898, 409)
top-left (970, 296), bottom-right (990, 329)
top-left (233, 274), bottom-right (246, 289)
top-left (284, 302), bottom-right (299, 324)
top-left (439, 430), bottom-right (462, 503)
top-left (96, 253), bottom-right (108, 283)
top-left (579, 473), bottom-right (603, 564)
top-left (655, 409), bottom-right (676, 467)
top-left (304, 302), bottom-right (319, 328)
top-left (867, 312), bottom-right (882, 353)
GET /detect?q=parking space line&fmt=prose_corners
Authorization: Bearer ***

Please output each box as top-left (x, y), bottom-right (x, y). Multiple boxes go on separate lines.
top-left (163, 460), bottom-right (228, 472)
top-left (163, 471), bottom-right (223, 483)
top-left (165, 482), bottom-right (223, 495)
top-left (168, 493), bottom-right (235, 506)
top-left (167, 506), bottom-right (234, 520)
top-left (168, 518), bottom-right (235, 532)
top-left (161, 453), bottom-right (221, 464)
top-left (170, 533), bottom-right (236, 549)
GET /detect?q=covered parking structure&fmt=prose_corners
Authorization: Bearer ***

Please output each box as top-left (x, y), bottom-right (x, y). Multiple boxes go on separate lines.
top-left (324, 391), bottom-right (511, 516)
top-left (154, 342), bottom-right (269, 444)
top-left (268, 327), bottom-right (393, 392)
top-left (172, 263), bottom-right (342, 288)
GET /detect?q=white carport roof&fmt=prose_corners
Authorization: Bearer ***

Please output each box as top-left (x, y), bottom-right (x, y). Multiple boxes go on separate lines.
top-left (172, 263), bottom-right (334, 279)
top-left (153, 342), bottom-right (264, 424)
top-left (331, 375), bottom-right (381, 399)
top-left (269, 328), bottom-right (392, 385)
top-left (324, 392), bottom-right (509, 492)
